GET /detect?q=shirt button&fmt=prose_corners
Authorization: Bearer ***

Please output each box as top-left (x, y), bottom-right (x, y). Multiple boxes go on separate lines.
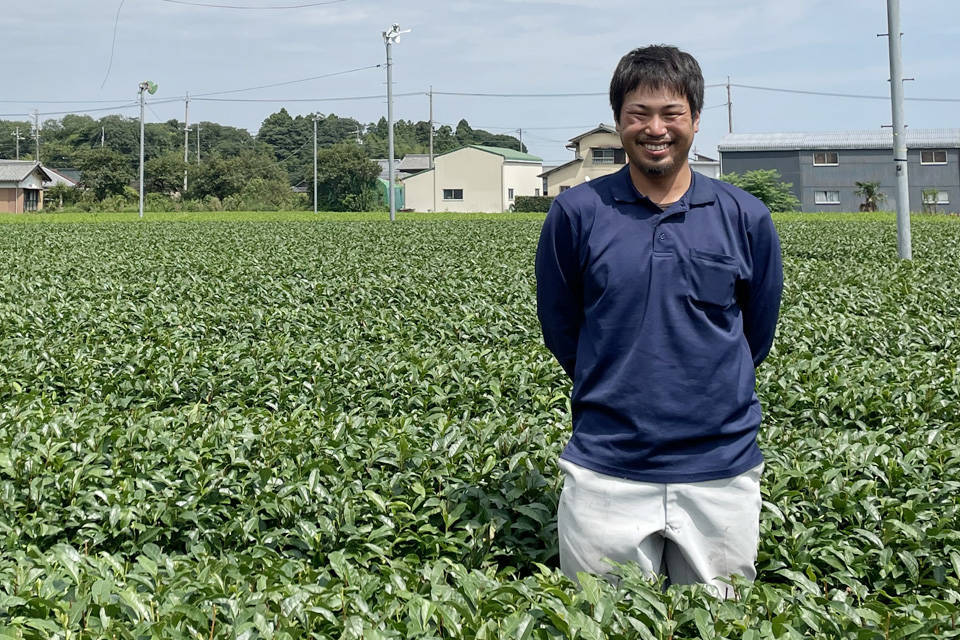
top-left (658, 233), bottom-right (666, 240)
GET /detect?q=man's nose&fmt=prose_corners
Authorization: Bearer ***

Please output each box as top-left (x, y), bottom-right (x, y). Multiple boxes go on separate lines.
top-left (644, 115), bottom-right (667, 136)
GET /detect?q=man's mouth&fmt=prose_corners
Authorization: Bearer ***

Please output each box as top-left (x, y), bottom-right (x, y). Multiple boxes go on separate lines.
top-left (641, 142), bottom-right (670, 152)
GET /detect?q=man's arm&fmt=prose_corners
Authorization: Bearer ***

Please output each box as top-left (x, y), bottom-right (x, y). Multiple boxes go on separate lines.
top-left (742, 210), bottom-right (783, 368)
top-left (535, 200), bottom-right (583, 379)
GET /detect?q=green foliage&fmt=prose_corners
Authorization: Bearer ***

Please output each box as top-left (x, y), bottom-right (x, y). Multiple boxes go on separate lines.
top-left (721, 169), bottom-right (801, 212)
top-left (854, 181), bottom-right (887, 212)
top-left (310, 143), bottom-right (381, 211)
top-left (187, 150), bottom-right (289, 201)
top-left (43, 183), bottom-right (79, 211)
top-left (145, 152), bottom-right (187, 195)
top-left (1, 217), bottom-right (960, 637)
top-left (77, 148), bottom-right (135, 200)
top-left (513, 195), bottom-right (554, 212)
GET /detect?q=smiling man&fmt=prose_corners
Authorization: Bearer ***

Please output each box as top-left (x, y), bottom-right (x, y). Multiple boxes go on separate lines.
top-left (535, 45), bottom-right (783, 597)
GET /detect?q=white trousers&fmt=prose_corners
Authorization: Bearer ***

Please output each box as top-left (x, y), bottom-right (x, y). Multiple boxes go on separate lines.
top-left (557, 458), bottom-right (763, 599)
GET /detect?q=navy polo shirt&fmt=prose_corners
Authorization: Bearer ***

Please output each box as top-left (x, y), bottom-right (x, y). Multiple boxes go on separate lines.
top-left (535, 165), bottom-right (783, 483)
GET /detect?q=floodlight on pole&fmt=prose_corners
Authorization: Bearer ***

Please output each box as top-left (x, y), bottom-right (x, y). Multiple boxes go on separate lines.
top-left (383, 23), bottom-right (410, 222)
top-left (138, 80), bottom-right (157, 220)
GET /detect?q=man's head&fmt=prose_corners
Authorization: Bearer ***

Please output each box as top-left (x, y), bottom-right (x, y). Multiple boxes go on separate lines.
top-left (610, 45), bottom-right (703, 181)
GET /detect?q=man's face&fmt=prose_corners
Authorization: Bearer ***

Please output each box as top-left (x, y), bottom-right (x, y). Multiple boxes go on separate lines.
top-left (616, 85), bottom-right (699, 180)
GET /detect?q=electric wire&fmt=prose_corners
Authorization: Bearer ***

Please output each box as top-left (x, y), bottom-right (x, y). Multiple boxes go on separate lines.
top-left (100, 0), bottom-right (126, 89)
top-left (157, 0), bottom-right (350, 8)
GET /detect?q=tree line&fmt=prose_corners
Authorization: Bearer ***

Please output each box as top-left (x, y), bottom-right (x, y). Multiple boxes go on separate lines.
top-left (0, 111), bottom-right (524, 212)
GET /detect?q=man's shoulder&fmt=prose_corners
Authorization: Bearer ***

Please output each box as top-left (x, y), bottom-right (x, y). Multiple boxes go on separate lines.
top-left (705, 176), bottom-right (772, 220)
top-left (552, 170), bottom-right (626, 214)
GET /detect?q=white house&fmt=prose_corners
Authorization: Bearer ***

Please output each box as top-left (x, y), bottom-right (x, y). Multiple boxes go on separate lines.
top-left (402, 145), bottom-right (542, 213)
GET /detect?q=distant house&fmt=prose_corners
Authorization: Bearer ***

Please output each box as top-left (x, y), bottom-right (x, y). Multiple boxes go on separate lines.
top-left (43, 166), bottom-right (80, 189)
top-left (690, 152), bottom-right (721, 179)
top-left (718, 129), bottom-right (960, 212)
top-left (0, 160), bottom-right (52, 213)
top-left (539, 124), bottom-right (626, 196)
top-left (375, 154), bottom-right (432, 181)
top-left (402, 145), bottom-right (542, 213)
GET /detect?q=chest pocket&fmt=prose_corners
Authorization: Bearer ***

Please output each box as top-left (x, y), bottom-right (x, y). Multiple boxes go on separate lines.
top-left (687, 249), bottom-right (738, 308)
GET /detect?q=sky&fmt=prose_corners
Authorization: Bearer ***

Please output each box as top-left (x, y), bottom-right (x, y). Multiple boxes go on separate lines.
top-left (4, 0), bottom-right (959, 166)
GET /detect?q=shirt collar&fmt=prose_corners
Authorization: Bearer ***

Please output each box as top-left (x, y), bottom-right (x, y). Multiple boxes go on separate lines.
top-left (610, 163), bottom-right (717, 208)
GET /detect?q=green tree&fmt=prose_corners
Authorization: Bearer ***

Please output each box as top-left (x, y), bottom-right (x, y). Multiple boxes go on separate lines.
top-left (189, 150), bottom-right (287, 201)
top-left (854, 181), bottom-right (887, 212)
top-left (77, 148), bottom-right (135, 200)
top-left (309, 143), bottom-right (381, 211)
top-left (721, 169), bottom-right (800, 212)
top-left (145, 152), bottom-right (188, 194)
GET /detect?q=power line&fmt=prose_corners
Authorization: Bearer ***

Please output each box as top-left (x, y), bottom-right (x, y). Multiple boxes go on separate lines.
top-left (192, 91), bottom-right (423, 103)
top-left (190, 64), bottom-right (382, 97)
top-left (156, 0), bottom-right (350, 8)
top-left (731, 82), bottom-right (960, 103)
top-left (100, 0), bottom-right (126, 89)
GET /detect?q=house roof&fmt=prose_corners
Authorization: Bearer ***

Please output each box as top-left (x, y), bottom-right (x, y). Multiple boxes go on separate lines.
top-left (43, 166), bottom-right (80, 187)
top-left (539, 158), bottom-right (581, 178)
top-left (469, 145), bottom-right (541, 162)
top-left (398, 154), bottom-right (431, 171)
top-left (0, 160), bottom-right (52, 183)
top-left (718, 129), bottom-right (960, 152)
top-left (567, 124), bottom-right (617, 145)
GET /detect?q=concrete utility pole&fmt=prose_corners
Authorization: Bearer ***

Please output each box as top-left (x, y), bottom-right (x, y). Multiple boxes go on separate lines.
top-left (196, 124), bottom-right (201, 164)
top-left (882, 0), bottom-right (912, 259)
top-left (11, 128), bottom-right (22, 160)
top-left (101, 126), bottom-right (105, 148)
top-left (726, 76), bottom-right (733, 134)
top-left (313, 114), bottom-right (320, 214)
top-left (183, 92), bottom-right (190, 193)
top-left (517, 128), bottom-right (523, 151)
top-left (32, 110), bottom-right (40, 163)
top-left (137, 81), bottom-right (157, 219)
top-left (383, 23), bottom-right (410, 221)
top-left (429, 86), bottom-right (436, 213)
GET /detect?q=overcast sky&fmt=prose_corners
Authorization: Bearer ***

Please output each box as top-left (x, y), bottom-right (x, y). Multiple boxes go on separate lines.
top-left (4, 0), bottom-right (959, 165)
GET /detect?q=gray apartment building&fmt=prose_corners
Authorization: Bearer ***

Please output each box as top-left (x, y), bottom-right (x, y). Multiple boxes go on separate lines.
top-left (718, 129), bottom-right (960, 212)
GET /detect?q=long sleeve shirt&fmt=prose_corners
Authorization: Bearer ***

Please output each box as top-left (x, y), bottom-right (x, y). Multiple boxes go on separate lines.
top-left (535, 166), bottom-right (783, 483)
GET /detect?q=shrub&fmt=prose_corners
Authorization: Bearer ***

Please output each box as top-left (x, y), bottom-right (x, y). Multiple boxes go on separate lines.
top-left (513, 195), bottom-right (554, 212)
top-left (721, 169), bottom-right (800, 212)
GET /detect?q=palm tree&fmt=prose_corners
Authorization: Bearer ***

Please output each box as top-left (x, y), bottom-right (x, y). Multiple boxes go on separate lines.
top-left (855, 181), bottom-right (887, 212)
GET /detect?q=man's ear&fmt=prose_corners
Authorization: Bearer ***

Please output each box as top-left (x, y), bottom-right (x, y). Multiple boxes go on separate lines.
top-left (692, 111), bottom-right (701, 133)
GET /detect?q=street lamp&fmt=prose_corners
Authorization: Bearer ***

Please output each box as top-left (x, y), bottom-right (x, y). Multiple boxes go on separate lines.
top-left (383, 23), bottom-right (410, 221)
top-left (138, 80), bottom-right (157, 219)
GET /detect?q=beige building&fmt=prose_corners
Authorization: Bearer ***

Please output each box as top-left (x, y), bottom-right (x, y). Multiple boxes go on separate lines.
top-left (0, 161), bottom-right (50, 213)
top-left (541, 125), bottom-right (723, 194)
top-left (402, 145), bottom-right (542, 213)
top-left (540, 124), bottom-right (626, 196)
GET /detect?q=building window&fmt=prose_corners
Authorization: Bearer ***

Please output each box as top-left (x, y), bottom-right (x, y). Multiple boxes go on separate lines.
top-left (814, 190), bottom-right (840, 204)
top-left (508, 188), bottom-right (515, 200)
top-left (921, 150), bottom-right (947, 165)
top-left (535, 188), bottom-right (540, 196)
top-left (23, 189), bottom-right (38, 211)
top-left (922, 190), bottom-right (949, 204)
top-left (593, 148), bottom-right (615, 164)
top-left (442, 188), bottom-right (463, 201)
top-left (813, 152), bottom-right (839, 166)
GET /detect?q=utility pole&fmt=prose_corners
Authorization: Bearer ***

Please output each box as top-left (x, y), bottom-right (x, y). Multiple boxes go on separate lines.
top-left (11, 128), bottom-right (22, 160)
top-left (313, 114), bottom-right (319, 214)
top-left (196, 124), bottom-right (201, 164)
top-left (429, 86), bottom-right (435, 213)
top-left (726, 76), bottom-right (733, 134)
top-left (32, 110), bottom-right (40, 163)
top-left (137, 81), bottom-right (157, 219)
top-left (101, 126), bottom-right (105, 148)
top-left (383, 23), bottom-right (410, 221)
top-left (183, 92), bottom-right (190, 193)
top-left (517, 128), bottom-right (523, 152)
top-left (882, 0), bottom-right (912, 259)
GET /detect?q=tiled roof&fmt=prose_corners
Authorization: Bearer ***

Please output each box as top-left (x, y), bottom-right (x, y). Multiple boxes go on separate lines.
top-left (0, 160), bottom-right (46, 182)
top-left (718, 129), bottom-right (960, 151)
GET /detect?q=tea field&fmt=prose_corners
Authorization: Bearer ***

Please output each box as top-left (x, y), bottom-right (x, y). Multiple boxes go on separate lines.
top-left (0, 215), bottom-right (959, 638)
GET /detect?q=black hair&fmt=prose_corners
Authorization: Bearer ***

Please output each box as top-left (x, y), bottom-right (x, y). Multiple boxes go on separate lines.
top-left (609, 45), bottom-right (704, 123)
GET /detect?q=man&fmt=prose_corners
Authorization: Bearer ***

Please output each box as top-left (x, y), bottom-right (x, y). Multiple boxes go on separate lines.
top-left (535, 45), bottom-right (782, 597)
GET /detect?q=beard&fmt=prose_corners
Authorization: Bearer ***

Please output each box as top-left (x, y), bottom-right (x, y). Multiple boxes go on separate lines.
top-left (637, 157), bottom-right (675, 177)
